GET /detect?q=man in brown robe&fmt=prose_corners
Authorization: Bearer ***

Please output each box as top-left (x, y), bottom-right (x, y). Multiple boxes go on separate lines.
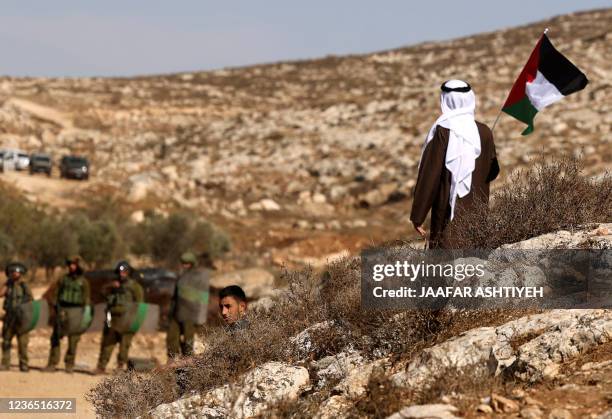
top-left (410, 80), bottom-right (499, 249)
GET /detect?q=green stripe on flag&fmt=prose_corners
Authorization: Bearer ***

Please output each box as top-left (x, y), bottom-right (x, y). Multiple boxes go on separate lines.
top-left (27, 300), bottom-right (41, 331)
top-left (129, 303), bottom-right (148, 333)
top-left (502, 96), bottom-right (538, 135)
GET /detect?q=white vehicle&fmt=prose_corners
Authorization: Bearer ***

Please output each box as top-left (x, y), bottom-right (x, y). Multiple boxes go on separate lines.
top-left (0, 148), bottom-right (29, 171)
top-left (16, 152), bottom-right (30, 170)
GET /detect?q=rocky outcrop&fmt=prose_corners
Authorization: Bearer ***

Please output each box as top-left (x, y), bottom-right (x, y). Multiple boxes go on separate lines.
top-left (503, 224), bottom-right (611, 249)
top-left (391, 310), bottom-right (612, 389)
top-left (149, 362), bottom-right (309, 419)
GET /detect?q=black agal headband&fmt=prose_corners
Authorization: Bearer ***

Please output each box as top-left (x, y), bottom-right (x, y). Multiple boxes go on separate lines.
top-left (441, 81), bottom-right (472, 93)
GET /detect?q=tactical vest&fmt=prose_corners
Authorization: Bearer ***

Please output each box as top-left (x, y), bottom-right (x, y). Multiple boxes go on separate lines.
top-left (58, 276), bottom-right (85, 306)
top-left (109, 280), bottom-right (138, 308)
top-left (3, 282), bottom-right (31, 312)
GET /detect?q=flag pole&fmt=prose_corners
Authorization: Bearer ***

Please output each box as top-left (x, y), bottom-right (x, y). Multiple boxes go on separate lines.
top-left (491, 110), bottom-right (503, 133)
top-left (491, 27), bottom-right (549, 134)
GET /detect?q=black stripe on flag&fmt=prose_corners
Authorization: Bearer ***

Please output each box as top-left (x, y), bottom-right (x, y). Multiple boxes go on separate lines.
top-left (538, 35), bottom-right (588, 96)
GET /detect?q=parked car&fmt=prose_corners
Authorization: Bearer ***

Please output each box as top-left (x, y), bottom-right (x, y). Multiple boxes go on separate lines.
top-left (29, 153), bottom-right (52, 176)
top-left (0, 148), bottom-right (27, 171)
top-left (16, 152), bottom-right (30, 170)
top-left (59, 155), bottom-right (90, 180)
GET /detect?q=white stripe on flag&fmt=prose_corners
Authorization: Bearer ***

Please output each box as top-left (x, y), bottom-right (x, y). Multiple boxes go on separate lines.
top-left (525, 70), bottom-right (564, 111)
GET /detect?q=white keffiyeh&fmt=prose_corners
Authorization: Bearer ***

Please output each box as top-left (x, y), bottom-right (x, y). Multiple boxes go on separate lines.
top-left (419, 80), bottom-right (481, 221)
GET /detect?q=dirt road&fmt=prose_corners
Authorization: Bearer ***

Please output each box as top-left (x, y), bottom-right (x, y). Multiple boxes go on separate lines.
top-left (0, 369), bottom-right (100, 418)
top-left (0, 170), bottom-right (90, 208)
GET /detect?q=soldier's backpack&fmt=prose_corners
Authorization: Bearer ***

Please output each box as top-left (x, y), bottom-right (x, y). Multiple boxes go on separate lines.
top-left (175, 269), bottom-right (210, 325)
top-left (110, 302), bottom-right (160, 334)
top-left (15, 299), bottom-right (50, 335)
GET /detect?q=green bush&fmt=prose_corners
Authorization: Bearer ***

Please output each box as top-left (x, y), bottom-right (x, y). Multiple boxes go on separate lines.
top-left (30, 216), bottom-right (79, 279)
top-left (67, 214), bottom-right (121, 268)
top-left (131, 212), bottom-right (231, 267)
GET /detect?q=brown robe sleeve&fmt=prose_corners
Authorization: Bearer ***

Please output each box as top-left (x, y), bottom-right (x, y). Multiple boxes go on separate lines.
top-left (410, 126), bottom-right (447, 226)
top-left (487, 135), bottom-right (500, 182)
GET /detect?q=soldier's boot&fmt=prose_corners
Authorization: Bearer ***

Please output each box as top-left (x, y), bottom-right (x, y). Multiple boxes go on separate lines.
top-left (93, 367), bottom-right (106, 375)
top-left (43, 345), bottom-right (59, 372)
top-left (65, 364), bottom-right (74, 374)
top-left (19, 363), bottom-right (29, 373)
top-left (0, 353), bottom-right (9, 371)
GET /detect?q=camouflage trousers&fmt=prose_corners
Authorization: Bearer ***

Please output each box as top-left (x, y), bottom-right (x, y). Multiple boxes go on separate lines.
top-left (97, 325), bottom-right (134, 369)
top-left (1, 324), bottom-right (29, 368)
top-left (166, 318), bottom-right (195, 359)
top-left (47, 324), bottom-right (81, 368)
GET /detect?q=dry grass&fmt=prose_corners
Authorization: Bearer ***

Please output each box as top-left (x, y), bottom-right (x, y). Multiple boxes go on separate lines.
top-left (451, 154), bottom-right (611, 249)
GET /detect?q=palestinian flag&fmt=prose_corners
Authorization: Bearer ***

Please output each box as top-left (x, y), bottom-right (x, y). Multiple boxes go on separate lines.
top-left (502, 33), bottom-right (588, 135)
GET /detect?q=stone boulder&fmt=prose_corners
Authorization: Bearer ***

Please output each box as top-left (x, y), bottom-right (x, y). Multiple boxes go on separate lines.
top-left (248, 198), bottom-right (281, 211)
top-left (387, 404), bottom-right (459, 419)
top-left (127, 172), bottom-right (160, 202)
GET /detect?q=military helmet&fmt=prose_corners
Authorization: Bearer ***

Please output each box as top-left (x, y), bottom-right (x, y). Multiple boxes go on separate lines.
top-left (5, 262), bottom-right (27, 276)
top-left (114, 260), bottom-right (132, 275)
top-left (65, 255), bottom-right (82, 265)
top-left (180, 252), bottom-right (197, 266)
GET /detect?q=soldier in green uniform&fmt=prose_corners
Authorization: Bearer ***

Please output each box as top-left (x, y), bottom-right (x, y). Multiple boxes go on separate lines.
top-left (94, 261), bottom-right (144, 374)
top-left (0, 262), bottom-right (33, 372)
top-left (166, 252), bottom-right (198, 360)
top-left (43, 256), bottom-right (91, 373)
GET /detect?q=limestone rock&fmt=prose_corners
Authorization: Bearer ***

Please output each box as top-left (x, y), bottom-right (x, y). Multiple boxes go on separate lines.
top-left (503, 223), bottom-right (612, 250)
top-left (289, 321), bottom-right (334, 359)
top-left (149, 362), bottom-right (309, 419)
top-left (231, 362), bottom-right (310, 417)
top-left (391, 310), bottom-right (612, 389)
top-left (248, 198), bottom-right (281, 211)
top-left (387, 404), bottom-right (459, 419)
top-left (315, 395), bottom-right (353, 419)
top-left (490, 393), bottom-right (519, 413)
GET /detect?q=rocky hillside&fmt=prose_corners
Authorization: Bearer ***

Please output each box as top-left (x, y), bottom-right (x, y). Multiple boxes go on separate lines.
top-left (0, 8), bottom-right (610, 266)
top-left (91, 223), bottom-right (612, 418)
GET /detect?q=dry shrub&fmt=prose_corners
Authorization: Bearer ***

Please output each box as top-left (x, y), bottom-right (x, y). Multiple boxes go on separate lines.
top-left (88, 257), bottom-right (535, 417)
top-left (89, 369), bottom-right (178, 418)
top-left (451, 154), bottom-right (611, 248)
top-left (353, 369), bottom-right (415, 418)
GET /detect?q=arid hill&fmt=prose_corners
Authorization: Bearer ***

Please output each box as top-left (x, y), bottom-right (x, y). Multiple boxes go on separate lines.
top-left (0, 8), bottom-right (609, 267)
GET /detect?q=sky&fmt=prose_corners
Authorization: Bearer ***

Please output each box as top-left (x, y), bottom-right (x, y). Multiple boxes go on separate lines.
top-left (0, 1), bottom-right (608, 78)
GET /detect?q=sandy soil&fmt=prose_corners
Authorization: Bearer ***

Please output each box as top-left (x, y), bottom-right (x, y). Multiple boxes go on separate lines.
top-left (0, 170), bottom-right (90, 209)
